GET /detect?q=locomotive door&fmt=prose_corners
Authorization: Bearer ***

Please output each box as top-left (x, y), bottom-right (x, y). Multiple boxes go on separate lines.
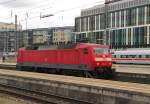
top-left (80, 48), bottom-right (89, 69)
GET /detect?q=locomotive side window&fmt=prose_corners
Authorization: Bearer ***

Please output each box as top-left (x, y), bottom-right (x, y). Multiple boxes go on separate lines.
top-left (83, 48), bottom-right (88, 54)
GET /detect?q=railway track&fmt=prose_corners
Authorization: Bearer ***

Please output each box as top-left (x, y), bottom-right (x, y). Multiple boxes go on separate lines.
top-left (0, 69), bottom-right (150, 93)
top-left (0, 63), bottom-right (150, 84)
top-left (0, 63), bottom-right (16, 70)
top-left (0, 82), bottom-right (91, 104)
top-left (0, 69), bottom-right (149, 104)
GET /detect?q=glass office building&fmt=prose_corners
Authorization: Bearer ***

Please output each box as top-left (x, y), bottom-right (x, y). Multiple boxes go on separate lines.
top-left (75, 0), bottom-right (150, 49)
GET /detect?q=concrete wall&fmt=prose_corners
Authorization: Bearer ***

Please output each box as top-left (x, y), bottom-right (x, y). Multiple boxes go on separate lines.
top-left (0, 73), bottom-right (149, 104)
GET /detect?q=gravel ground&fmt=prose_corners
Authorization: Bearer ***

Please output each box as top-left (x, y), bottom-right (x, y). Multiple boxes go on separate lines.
top-left (0, 93), bottom-right (39, 104)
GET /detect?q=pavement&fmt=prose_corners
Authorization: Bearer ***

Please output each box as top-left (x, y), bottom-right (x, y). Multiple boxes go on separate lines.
top-left (113, 64), bottom-right (150, 74)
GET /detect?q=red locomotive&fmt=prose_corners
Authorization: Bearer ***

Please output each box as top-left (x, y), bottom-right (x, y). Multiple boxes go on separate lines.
top-left (17, 43), bottom-right (115, 78)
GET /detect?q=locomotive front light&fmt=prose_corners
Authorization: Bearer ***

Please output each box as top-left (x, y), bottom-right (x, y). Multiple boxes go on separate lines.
top-left (106, 58), bottom-right (112, 61)
top-left (95, 58), bottom-right (112, 61)
top-left (109, 62), bottom-right (112, 65)
top-left (96, 62), bottom-right (100, 66)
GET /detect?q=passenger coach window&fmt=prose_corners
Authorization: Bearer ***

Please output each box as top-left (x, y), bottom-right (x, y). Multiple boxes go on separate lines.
top-left (83, 48), bottom-right (88, 54)
top-left (121, 55), bottom-right (126, 58)
top-left (141, 55), bottom-right (146, 58)
top-left (112, 55), bottom-right (116, 58)
top-left (146, 55), bottom-right (150, 58)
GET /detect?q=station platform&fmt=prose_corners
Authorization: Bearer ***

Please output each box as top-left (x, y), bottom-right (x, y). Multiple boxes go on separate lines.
top-left (0, 69), bottom-right (149, 104)
top-left (113, 64), bottom-right (150, 74)
top-left (0, 62), bottom-right (16, 65)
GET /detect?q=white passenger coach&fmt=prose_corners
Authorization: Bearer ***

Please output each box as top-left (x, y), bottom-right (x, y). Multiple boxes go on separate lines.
top-left (112, 49), bottom-right (150, 64)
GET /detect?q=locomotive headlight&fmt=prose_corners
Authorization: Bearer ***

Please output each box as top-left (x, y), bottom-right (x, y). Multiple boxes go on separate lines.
top-left (95, 58), bottom-right (112, 61)
top-left (96, 63), bottom-right (100, 66)
top-left (106, 58), bottom-right (112, 61)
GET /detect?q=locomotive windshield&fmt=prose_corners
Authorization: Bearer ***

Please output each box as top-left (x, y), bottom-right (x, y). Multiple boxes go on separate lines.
top-left (93, 48), bottom-right (109, 54)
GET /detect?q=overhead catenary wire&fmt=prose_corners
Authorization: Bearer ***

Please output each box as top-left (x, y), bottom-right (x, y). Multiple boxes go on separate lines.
top-left (0, 0), bottom-right (104, 21)
top-left (12, 0), bottom-right (55, 14)
top-left (0, 0), bottom-right (104, 29)
top-left (13, 0), bottom-right (104, 16)
top-left (0, 0), bottom-right (55, 21)
top-left (18, 1), bottom-right (104, 22)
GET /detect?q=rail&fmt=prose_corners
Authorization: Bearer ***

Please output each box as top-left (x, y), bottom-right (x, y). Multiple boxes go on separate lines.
top-left (0, 63), bottom-right (150, 84)
top-left (0, 83), bottom-right (91, 104)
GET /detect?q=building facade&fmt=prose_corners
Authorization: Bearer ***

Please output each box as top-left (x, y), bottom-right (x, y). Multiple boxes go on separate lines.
top-left (0, 22), bottom-right (22, 31)
top-left (75, 0), bottom-right (150, 49)
top-left (51, 26), bottom-right (74, 45)
top-left (24, 26), bottom-right (74, 49)
top-left (0, 22), bottom-right (23, 52)
top-left (0, 31), bottom-right (23, 52)
top-left (23, 28), bottom-right (49, 49)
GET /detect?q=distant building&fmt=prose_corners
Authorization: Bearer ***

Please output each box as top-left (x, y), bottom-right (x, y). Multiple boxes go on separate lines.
top-left (0, 22), bottom-right (23, 52)
top-left (0, 22), bottom-right (22, 31)
top-left (75, 0), bottom-right (150, 49)
top-left (23, 28), bottom-right (48, 49)
top-left (32, 28), bottom-right (48, 45)
top-left (51, 26), bottom-right (74, 45)
top-left (24, 26), bottom-right (74, 49)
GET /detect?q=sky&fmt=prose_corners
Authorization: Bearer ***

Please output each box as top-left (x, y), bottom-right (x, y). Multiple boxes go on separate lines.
top-left (0, 0), bottom-right (104, 29)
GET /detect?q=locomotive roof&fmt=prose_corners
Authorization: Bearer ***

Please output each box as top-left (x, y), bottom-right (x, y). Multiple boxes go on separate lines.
top-left (76, 43), bottom-right (109, 48)
top-left (20, 43), bottom-right (109, 51)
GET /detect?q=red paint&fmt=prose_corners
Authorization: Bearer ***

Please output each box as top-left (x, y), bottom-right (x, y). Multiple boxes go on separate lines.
top-left (17, 43), bottom-right (112, 71)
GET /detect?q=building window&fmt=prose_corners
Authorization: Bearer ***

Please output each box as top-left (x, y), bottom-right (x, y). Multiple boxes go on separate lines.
top-left (112, 12), bottom-right (115, 27)
top-left (147, 5), bottom-right (150, 24)
top-left (133, 27), bottom-right (139, 47)
top-left (81, 18), bottom-right (84, 32)
top-left (92, 16), bottom-right (96, 31)
top-left (121, 10), bottom-right (124, 27)
top-left (100, 14), bottom-right (105, 29)
top-left (89, 16), bottom-right (92, 31)
top-left (96, 15), bottom-right (100, 30)
top-left (128, 28), bottom-right (131, 47)
top-left (132, 27), bottom-right (147, 48)
top-left (144, 27), bottom-right (147, 46)
top-left (75, 18), bottom-right (80, 32)
top-left (126, 9), bottom-right (131, 26)
top-left (116, 11), bottom-right (120, 27)
top-left (138, 6), bottom-right (145, 25)
top-left (86, 17), bottom-right (88, 31)
top-left (149, 26), bottom-right (150, 46)
top-left (131, 8), bottom-right (136, 26)
top-left (107, 13), bottom-right (111, 28)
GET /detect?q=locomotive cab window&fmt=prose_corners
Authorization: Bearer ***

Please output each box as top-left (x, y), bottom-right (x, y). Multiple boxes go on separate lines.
top-left (93, 48), bottom-right (109, 54)
top-left (83, 48), bottom-right (88, 54)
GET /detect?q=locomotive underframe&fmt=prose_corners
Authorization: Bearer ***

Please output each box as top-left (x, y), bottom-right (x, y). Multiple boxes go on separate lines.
top-left (16, 62), bottom-right (115, 79)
